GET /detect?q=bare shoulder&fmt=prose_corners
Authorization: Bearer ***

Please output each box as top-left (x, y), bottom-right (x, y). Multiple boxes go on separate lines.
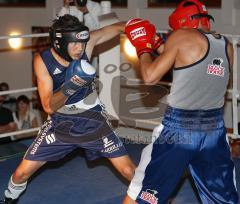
top-left (33, 53), bottom-right (49, 78)
top-left (33, 53), bottom-right (42, 72)
top-left (169, 29), bottom-right (208, 67)
top-left (167, 29), bottom-right (206, 46)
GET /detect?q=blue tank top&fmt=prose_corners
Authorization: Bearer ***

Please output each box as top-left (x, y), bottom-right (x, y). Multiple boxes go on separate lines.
top-left (40, 48), bottom-right (95, 105)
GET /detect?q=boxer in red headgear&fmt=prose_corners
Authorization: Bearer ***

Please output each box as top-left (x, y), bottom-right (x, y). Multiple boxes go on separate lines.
top-left (123, 0), bottom-right (238, 203)
top-left (169, 0), bottom-right (214, 30)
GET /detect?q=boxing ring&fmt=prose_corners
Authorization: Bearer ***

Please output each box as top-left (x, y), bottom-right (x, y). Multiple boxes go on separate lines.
top-left (0, 31), bottom-right (240, 142)
top-left (0, 32), bottom-right (240, 204)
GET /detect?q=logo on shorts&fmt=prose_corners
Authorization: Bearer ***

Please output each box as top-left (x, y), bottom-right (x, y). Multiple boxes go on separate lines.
top-left (207, 58), bottom-right (225, 77)
top-left (140, 189), bottom-right (158, 204)
top-left (30, 120), bottom-right (53, 155)
top-left (45, 133), bottom-right (56, 144)
top-left (103, 137), bottom-right (114, 148)
top-left (130, 27), bottom-right (146, 40)
top-left (101, 136), bottom-right (123, 154)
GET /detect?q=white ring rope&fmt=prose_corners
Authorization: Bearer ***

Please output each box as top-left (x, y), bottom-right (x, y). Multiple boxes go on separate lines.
top-left (0, 87), bottom-right (37, 96)
top-left (0, 32), bottom-right (239, 140)
top-left (0, 33), bottom-right (49, 40)
top-left (0, 32), bottom-right (239, 41)
top-left (0, 128), bottom-right (39, 138)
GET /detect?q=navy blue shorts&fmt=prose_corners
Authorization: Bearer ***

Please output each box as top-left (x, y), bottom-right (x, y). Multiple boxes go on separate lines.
top-left (128, 106), bottom-right (239, 204)
top-left (24, 106), bottom-right (127, 161)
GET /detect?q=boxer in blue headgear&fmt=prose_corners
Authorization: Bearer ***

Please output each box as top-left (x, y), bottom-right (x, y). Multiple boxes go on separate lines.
top-left (49, 15), bottom-right (89, 62)
top-left (0, 14), bottom-right (135, 204)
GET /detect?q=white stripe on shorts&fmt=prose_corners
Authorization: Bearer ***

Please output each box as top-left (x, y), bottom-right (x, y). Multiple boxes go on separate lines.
top-left (127, 124), bottom-right (164, 200)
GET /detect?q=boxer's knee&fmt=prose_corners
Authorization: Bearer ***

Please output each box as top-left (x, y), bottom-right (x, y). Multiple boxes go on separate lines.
top-left (12, 168), bottom-right (30, 184)
top-left (121, 163), bottom-right (135, 181)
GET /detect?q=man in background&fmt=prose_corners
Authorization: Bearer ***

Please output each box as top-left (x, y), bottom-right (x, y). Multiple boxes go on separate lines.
top-left (58, 0), bottom-right (101, 31)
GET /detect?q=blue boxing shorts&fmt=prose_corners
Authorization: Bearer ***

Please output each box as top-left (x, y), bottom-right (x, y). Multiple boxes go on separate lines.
top-left (127, 106), bottom-right (239, 204)
top-left (24, 105), bottom-right (127, 161)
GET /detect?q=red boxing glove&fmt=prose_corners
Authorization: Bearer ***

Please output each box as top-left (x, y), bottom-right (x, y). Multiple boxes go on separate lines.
top-left (125, 18), bottom-right (156, 57)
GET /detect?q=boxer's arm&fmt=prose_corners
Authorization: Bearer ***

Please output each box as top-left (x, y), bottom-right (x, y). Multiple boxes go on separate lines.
top-left (91, 21), bottom-right (125, 45)
top-left (139, 30), bottom-right (180, 84)
top-left (226, 40), bottom-right (233, 70)
top-left (34, 54), bottom-right (67, 115)
top-left (85, 22), bottom-right (125, 58)
top-left (225, 39), bottom-right (233, 85)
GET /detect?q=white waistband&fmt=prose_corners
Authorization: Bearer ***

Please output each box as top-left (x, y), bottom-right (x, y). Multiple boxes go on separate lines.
top-left (57, 91), bottom-right (100, 114)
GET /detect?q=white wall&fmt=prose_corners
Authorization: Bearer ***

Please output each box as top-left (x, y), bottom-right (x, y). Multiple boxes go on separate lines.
top-left (0, 0), bottom-right (239, 128)
top-left (0, 0), bottom-right (60, 91)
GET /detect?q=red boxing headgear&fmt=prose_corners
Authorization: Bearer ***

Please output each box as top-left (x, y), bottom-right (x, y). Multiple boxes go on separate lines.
top-left (169, 0), bottom-right (214, 30)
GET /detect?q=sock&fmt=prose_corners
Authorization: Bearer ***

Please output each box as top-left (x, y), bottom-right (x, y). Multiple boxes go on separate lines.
top-left (4, 176), bottom-right (27, 200)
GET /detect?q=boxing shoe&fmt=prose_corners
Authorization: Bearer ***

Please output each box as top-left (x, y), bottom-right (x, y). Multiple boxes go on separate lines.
top-left (0, 197), bottom-right (18, 204)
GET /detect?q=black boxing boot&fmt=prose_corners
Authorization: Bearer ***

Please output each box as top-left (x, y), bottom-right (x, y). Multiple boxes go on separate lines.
top-left (0, 197), bottom-right (18, 204)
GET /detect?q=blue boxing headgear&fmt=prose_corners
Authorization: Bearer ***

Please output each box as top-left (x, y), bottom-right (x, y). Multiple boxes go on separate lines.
top-left (49, 15), bottom-right (90, 62)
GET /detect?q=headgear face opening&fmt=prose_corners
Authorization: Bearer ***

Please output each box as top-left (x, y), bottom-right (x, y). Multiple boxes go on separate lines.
top-left (169, 0), bottom-right (214, 31)
top-left (75, 0), bottom-right (87, 7)
top-left (49, 24), bottom-right (90, 62)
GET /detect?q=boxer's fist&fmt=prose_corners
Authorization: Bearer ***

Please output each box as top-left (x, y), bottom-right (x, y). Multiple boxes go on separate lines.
top-left (153, 34), bottom-right (165, 51)
top-left (61, 59), bottom-right (96, 96)
top-left (125, 18), bottom-right (156, 57)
